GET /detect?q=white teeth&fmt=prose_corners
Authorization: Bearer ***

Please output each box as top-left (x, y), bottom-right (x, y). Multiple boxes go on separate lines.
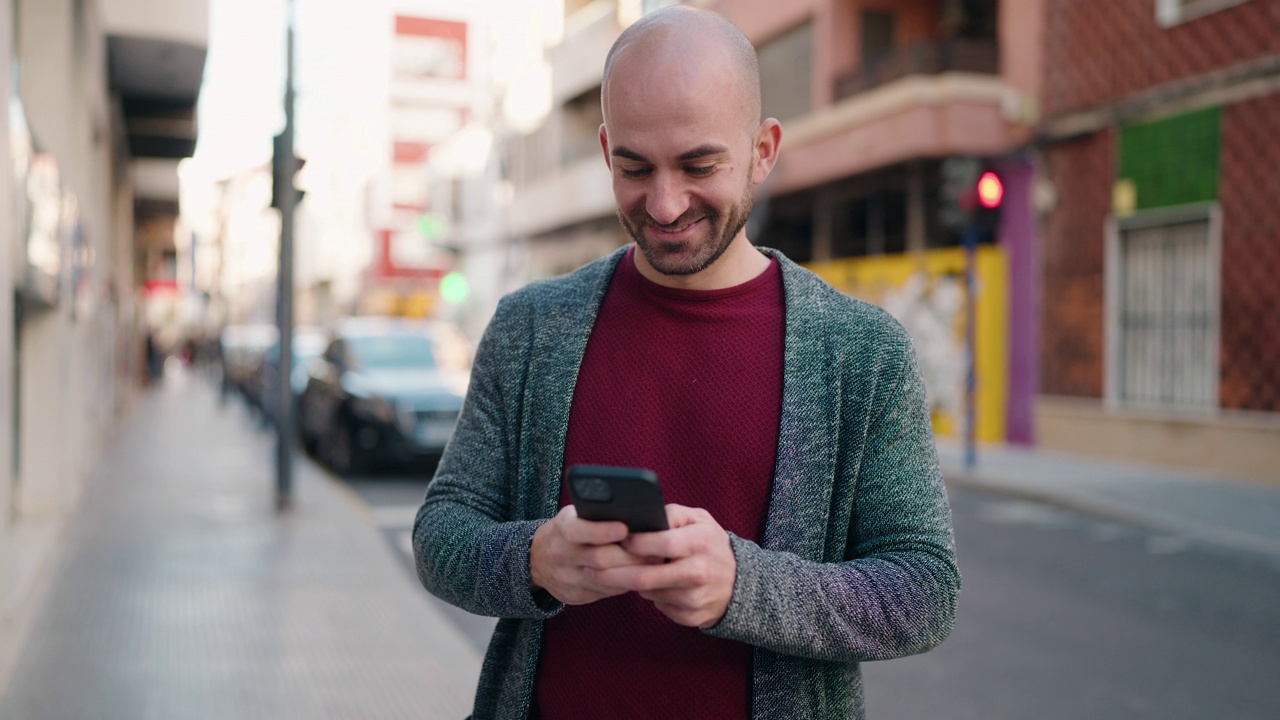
top-left (657, 219), bottom-right (699, 234)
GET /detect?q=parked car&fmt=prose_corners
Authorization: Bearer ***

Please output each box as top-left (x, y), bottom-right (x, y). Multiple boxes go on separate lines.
top-left (218, 323), bottom-right (278, 407)
top-left (299, 317), bottom-right (472, 476)
top-left (257, 326), bottom-right (329, 427)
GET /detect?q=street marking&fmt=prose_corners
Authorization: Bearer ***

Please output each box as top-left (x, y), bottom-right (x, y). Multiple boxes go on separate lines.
top-left (1087, 523), bottom-right (1126, 543)
top-left (1146, 535), bottom-right (1191, 555)
top-left (977, 500), bottom-right (1073, 529)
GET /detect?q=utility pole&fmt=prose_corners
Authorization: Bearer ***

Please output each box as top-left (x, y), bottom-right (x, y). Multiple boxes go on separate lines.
top-left (274, 0), bottom-right (298, 511)
top-left (962, 225), bottom-right (978, 472)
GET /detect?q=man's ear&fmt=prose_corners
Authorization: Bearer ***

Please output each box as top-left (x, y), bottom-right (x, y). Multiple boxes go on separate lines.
top-left (751, 118), bottom-right (783, 185)
top-left (599, 124), bottom-right (611, 170)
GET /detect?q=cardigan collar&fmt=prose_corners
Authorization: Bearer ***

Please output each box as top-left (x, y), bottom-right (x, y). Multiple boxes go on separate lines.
top-left (529, 245), bottom-right (840, 559)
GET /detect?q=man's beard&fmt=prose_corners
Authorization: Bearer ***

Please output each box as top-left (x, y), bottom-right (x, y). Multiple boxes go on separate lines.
top-left (617, 179), bottom-right (754, 277)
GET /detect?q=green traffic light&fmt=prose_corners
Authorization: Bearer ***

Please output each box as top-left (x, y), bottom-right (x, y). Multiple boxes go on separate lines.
top-left (440, 272), bottom-right (469, 304)
top-left (417, 214), bottom-right (445, 239)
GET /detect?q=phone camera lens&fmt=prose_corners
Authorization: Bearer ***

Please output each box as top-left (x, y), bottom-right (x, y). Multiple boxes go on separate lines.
top-left (573, 477), bottom-right (612, 502)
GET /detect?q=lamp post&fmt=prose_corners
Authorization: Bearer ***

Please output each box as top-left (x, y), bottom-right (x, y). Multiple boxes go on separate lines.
top-left (274, 0), bottom-right (298, 511)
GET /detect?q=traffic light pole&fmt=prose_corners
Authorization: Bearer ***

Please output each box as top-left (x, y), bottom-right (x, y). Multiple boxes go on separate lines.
top-left (275, 0), bottom-right (297, 512)
top-left (962, 226), bottom-right (978, 472)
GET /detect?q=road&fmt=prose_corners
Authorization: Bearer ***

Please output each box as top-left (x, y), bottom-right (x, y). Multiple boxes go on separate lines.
top-left (344, 468), bottom-right (1280, 719)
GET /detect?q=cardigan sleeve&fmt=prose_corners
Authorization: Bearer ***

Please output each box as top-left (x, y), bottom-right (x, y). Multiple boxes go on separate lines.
top-left (412, 293), bottom-right (564, 619)
top-left (703, 328), bottom-right (960, 662)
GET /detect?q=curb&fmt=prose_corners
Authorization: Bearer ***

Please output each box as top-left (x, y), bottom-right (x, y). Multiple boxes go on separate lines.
top-left (945, 473), bottom-right (1280, 562)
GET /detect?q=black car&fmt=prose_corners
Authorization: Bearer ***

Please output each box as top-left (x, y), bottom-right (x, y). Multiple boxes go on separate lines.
top-left (299, 317), bottom-right (472, 476)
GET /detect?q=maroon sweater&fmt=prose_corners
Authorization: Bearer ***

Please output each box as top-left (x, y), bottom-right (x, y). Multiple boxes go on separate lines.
top-left (533, 247), bottom-right (785, 720)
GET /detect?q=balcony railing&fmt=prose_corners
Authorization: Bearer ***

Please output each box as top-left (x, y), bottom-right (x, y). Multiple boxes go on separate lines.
top-left (833, 38), bottom-right (999, 101)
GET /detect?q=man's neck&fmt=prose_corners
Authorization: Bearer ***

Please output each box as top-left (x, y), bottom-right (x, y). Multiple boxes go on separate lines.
top-left (632, 236), bottom-right (771, 291)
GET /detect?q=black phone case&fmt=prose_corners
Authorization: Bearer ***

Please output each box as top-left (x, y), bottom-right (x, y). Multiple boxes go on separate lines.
top-left (566, 465), bottom-right (669, 533)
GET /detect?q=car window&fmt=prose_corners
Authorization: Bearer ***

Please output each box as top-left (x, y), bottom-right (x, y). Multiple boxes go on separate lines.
top-left (346, 334), bottom-right (437, 370)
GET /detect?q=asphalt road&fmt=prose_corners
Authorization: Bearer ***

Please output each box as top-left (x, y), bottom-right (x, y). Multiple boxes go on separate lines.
top-left (345, 469), bottom-right (1280, 719)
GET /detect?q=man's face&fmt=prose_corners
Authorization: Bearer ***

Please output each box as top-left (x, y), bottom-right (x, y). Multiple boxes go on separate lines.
top-left (601, 54), bottom-right (760, 276)
top-left (615, 167), bottom-right (754, 277)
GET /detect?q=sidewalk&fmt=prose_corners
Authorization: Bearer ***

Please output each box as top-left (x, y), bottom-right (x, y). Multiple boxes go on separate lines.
top-left (0, 371), bottom-right (482, 720)
top-left (939, 440), bottom-right (1280, 560)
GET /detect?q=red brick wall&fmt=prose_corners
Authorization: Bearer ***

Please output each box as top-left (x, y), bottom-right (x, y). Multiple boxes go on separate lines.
top-left (1219, 94), bottom-right (1280, 412)
top-left (1039, 130), bottom-right (1115, 398)
top-left (1042, 0), bottom-right (1280, 117)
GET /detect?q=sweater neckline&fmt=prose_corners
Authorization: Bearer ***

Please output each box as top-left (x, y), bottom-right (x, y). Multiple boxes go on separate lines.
top-left (620, 245), bottom-right (779, 302)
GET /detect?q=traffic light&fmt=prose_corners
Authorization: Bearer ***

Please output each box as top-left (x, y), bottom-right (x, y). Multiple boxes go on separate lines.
top-left (938, 157), bottom-right (1002, 238)
top-left (271, 132), bottom-right (306, 210)
top-left (440, 271), bottom-right (470, 305)
top-left (971, 167), bottom-right (1003, 236)
top-left (938, 157), bottom-right (982, 232)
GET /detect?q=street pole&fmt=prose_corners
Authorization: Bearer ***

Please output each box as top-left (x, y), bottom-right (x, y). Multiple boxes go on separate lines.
top-left (275, 0), bottom-right (297, 511)
top-left (963, 226), bottom-right (978, 472)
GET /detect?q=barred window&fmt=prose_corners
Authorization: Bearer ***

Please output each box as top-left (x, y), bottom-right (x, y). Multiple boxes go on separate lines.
top-left (1109, 211), bottom-right (1220, 409)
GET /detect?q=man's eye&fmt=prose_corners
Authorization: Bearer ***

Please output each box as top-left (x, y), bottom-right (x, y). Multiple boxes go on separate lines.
top-left (620, 167), bottom-right (651, 179)
top-left (686, 165), bottom-right (716, 177)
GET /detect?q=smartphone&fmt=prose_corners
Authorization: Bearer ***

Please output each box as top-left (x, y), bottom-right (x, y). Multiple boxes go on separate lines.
top-left (565, 464), bottom-right (669, 533)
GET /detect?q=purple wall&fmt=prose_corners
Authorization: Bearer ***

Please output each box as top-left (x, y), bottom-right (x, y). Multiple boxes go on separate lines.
top-left (997, 157), bottom-right (1039, 445)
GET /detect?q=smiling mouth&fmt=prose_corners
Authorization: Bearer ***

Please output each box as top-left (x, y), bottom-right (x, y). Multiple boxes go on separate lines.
top-left (649, 218), bottom-right (703, 236)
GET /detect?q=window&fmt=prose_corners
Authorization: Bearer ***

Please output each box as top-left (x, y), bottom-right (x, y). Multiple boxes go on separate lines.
top-left (1107, 207), bottom-right (1220, 410)
top-left (860, 11), bottom-right (896, 70)
top-left (758, 22), bottom-right (814, 122)
top-left (560, 86), bottom-right (603, 167)
top-left (1156, 0), bottom-right (1251, 27)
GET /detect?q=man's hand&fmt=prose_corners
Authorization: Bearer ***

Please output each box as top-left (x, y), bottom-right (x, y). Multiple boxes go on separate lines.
top-left (530, 505), bottom-right (648, 605)
top-left (592, 504), bottom-right (737, 628)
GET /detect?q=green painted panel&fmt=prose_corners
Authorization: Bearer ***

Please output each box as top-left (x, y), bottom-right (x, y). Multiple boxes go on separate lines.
top-left (1119, 106), bottom-right (1220, 210)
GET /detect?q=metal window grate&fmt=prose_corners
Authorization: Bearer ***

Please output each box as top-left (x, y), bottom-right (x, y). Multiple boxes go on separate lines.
top-left (1118, 219), bottom-right (1215, 408)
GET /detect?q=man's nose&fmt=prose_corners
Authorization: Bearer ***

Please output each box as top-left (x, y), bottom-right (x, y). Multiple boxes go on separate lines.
top-left (645, 173), bottom-right (690, 226)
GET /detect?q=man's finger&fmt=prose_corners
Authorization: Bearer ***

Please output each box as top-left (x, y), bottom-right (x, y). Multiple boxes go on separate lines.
top-left (662, 503), bottom-right (714, 529)
top-left (593, 557), bottom-right (702, 593)
top-left (560, 515), bottom-right (629, 546)
top-left (622, 525), bottom-right (698, 559)
top-left (579, 542), bottom-right (648, 570)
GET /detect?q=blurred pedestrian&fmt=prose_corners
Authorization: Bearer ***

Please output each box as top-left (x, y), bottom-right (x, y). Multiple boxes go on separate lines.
top-left (414, 8), bottom-right (959, 720)
top-left (144, 331), bottom-right (164, 384)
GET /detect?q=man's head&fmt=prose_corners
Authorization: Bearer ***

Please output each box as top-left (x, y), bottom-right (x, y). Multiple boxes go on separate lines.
top-left (599, 7), bottom-right (782, 281)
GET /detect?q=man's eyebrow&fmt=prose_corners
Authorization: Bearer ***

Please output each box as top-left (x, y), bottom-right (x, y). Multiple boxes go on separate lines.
top-left (676, 144), bottom-right (730, 161)
top-left (611, 147), bottom-right (647, 162)
top-left (609, 144), bottom-right (731, 162)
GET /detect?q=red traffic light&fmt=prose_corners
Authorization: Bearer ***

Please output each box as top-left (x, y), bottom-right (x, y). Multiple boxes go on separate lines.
top-left (977, 171), bottom-right (1003, 209)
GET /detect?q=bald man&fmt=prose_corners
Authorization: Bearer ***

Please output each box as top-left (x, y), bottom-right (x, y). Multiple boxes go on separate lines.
top-left (414, 8), bottom-right (959, 720)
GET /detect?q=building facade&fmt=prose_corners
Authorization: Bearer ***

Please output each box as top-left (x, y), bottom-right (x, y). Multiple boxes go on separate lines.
top-left (1032, 0), bottom-right (1280, 481)
top-left (500, 0), bottom-right (1038, 446)
top-left (0, 0), bottom-right (208, 675)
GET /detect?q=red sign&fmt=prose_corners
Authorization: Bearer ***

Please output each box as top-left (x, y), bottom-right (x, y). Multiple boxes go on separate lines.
top-left (369, 229), bottom-right (446, 280)
top-left (393, 16), bottom-right (467, 80)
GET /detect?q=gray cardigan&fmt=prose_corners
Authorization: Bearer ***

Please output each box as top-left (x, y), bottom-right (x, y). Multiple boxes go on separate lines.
top-left (413, 247), bottom-right (960, 719)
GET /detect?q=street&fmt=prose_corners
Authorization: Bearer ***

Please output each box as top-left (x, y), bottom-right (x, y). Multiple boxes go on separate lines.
top-left (343, 464), bottom-right (1280, 719)
top-left (864, 487), bottom-right (1280, 720)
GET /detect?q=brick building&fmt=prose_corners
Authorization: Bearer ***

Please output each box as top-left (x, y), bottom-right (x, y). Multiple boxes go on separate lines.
top-left (486, 0), bottom-right (1279, 481)
top-left (1033, 0), bottom-right (1280, 481)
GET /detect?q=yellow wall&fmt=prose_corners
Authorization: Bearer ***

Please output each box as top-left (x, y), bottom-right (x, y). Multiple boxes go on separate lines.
top-left (807, 246), bottom-right (1009, 442)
